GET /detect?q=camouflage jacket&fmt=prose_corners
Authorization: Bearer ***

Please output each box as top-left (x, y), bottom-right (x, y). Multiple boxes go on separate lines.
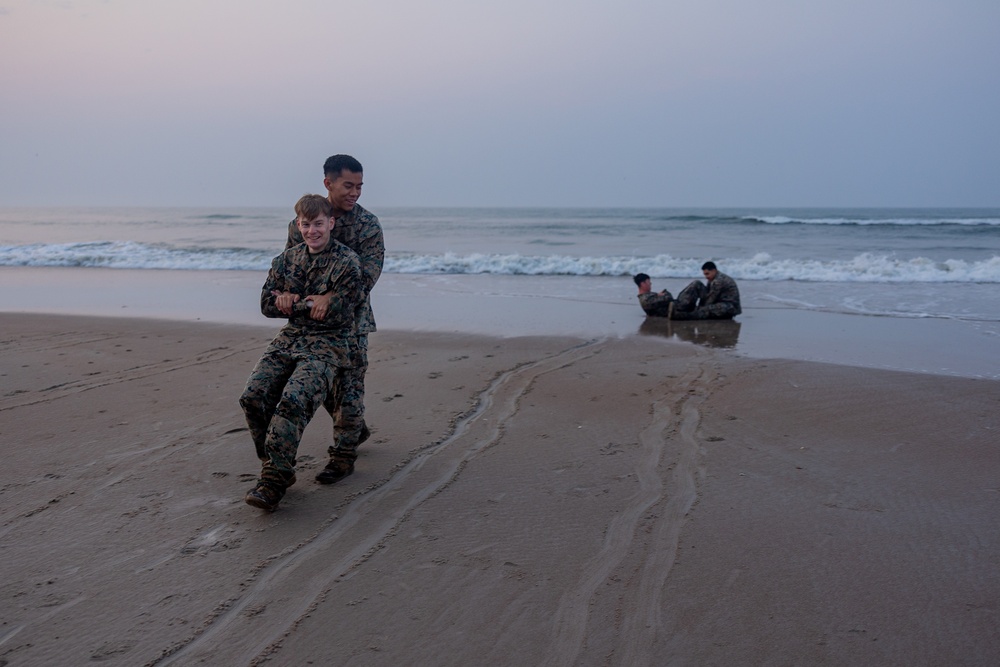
top-left (638, 291), bottom-right (673, 317)
top-left (261, 240), bottom-right (363, 368)
top-left (286, 203), bottom-right (384, 334)
top-left (704, 272), bottom-right (742, 315)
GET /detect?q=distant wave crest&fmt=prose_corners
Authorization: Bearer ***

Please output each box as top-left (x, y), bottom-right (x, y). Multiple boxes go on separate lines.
top-left (388, 251), bottom-right (1000, 283)
top-left (743, 215), bottom-right (1000, 226)
top-left (0, 241), bottom-right (274, 271)
top-left (3, 242), bottom-right (999, 283)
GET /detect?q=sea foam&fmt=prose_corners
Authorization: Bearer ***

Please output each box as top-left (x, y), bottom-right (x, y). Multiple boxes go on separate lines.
top-left (3, 241), bottom-right (999, 283)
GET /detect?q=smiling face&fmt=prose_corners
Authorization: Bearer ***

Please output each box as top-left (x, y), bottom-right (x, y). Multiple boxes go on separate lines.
top-left (324, 169), bottom-right (363, 213)
top-left (297, 213), bottom-right (333, 253)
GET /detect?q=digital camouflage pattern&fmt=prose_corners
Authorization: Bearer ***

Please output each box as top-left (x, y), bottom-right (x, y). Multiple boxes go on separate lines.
top-left (328, 333), bottom-right (367, 460)
top-left (287, 202), bottom-right (384, 455)
top-left (638, 290), bottom-right (674, 317)
top-left (241, 353), bottom-right (338, 482)
top-left (260, 240), bottom-right (363, 366)
top-left (286, 202), bottom-right (384, 334)
top-left (240, 240), bottom-right (363, 486)
top-left (672, 272), bottom-right (742, 320)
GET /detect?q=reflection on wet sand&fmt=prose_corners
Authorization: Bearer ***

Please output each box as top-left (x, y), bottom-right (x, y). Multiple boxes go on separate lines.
top-left (638, 317), bottom-right (742, 349)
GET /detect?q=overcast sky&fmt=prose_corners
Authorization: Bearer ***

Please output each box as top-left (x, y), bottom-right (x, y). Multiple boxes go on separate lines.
top-left (1, 0), bottom-right (998, 208)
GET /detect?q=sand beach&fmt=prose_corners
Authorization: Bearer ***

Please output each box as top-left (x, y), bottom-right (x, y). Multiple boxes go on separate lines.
top-left (1, 306), bottom-right (998, 666)
top-left (4, 0), bottom-right (999, 659)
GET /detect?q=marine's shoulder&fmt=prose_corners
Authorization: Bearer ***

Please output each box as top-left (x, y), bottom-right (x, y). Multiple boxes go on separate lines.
top-left (322, 239), bottom-right (362, 266)
top-left (350, 204), bottom-right (380, 227)
top-left (279, 243), bottom-right (309, 262)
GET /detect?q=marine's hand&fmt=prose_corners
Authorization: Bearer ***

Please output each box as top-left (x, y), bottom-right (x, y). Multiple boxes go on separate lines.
top-left (305, 293), bottom-right (332, 321)
top-left (272, 290), bottom-right (300, 315)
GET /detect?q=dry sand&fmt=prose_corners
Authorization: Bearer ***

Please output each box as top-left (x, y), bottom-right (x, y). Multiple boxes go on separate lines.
top-left (0, 314), bottom-right (998, 666)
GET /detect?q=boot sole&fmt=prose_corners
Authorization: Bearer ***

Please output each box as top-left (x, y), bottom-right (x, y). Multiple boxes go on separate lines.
top-left (245, 492), bottom-right (280, 511)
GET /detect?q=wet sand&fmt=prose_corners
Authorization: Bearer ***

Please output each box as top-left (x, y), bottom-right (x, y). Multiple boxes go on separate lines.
top-left (3, 266), bottom-right (1000, 379)
top-left (1, 313), bottom-right (997, 665)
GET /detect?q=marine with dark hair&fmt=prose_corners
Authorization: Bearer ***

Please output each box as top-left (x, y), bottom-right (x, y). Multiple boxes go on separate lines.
top-left (634, 272), bottom-right (674, 317)
top-left (633, 262), bottom-right (741, 320)
top-left (670, 261), bottom-right (742, 320)
top-left (285, 155), bottom-right (384, 484)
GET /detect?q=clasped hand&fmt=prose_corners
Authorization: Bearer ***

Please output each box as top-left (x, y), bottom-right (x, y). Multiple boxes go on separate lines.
top-left (271, 291), bottom-right (332, 320)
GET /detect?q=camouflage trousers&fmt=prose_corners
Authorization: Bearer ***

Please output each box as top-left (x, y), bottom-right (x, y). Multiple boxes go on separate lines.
top-left (321, 334), bottom-right (368, 462)
top-left (239, 346), bottom-right (339, 485)
top-left (672, 281), bottom-right (738, 320)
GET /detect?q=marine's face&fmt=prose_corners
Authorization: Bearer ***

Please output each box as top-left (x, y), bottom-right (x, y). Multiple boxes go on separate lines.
top-left (703, 268), bottom-right (718, 281)
top-left (324, 169), bottom-right (363, 213)
top-left (297, 213), bottom-right (333, 253)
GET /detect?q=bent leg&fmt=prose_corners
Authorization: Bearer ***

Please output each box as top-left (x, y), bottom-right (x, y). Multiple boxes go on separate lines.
top-left (695, 302), bottom-right (737, 320)
top-left (260, 359), bottom-right (337, 484)
top-left (325, 335), bottom-right (368, 458)
top-left (673, 303), bottom-right (738, 321)
top-left (240, 347), bottom-right (295, 461)
top-left (672, 281), bottom-right (706, 316)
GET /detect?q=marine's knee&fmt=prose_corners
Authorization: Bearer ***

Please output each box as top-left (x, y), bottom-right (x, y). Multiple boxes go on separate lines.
top-left (240, 386), bottom-right (265, 413)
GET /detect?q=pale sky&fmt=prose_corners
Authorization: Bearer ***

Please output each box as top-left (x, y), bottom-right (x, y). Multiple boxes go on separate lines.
top-left (1, 0), bottom-right (998, 207)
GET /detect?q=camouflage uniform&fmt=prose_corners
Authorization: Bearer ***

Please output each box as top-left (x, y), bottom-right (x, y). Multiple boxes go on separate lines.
top-left (672, 272), bottom-right (742, 320)
top-left (638, 290), bottom-right (674, 317)
top-left (240, 241), bottom-right (363, 488)
top-left (286, 203), bottom-right (384, 462)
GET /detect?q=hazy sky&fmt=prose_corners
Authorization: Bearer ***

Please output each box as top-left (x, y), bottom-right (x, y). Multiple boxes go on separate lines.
top-left (2, 0), bottom-right (998, 207)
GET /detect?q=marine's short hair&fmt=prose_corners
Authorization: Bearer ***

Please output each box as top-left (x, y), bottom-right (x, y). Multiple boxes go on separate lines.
top-left (633, 273), bottom-right (651, 286)
top-left (294, 193), bottom-right (334, 221)
top-left (701, 261), bottom-right (718, 271)
top-left (323, 154), bottom-right (364, 178)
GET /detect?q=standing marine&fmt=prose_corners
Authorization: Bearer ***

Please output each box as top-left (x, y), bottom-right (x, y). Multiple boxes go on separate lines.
top-left (285, 154), bottom-right (385, 484)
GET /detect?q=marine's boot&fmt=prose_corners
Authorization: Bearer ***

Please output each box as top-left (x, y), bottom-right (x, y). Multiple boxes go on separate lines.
top-left (315, 456), bottom-right (355, 485)
top-left (244, 481), bottom-right (285, 511)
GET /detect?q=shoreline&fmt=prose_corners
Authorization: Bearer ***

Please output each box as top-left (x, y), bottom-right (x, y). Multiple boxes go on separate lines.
top-left (1, 313), bottom-right (997, 665)
top-left (3, 266), bottom-right (999, 379)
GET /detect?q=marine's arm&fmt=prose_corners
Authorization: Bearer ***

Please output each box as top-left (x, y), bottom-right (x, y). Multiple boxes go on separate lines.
top-left (284, 219), bottom-right (303, 251)
top-left (317, 255), bottom-right (364, 328)
top-left (720, 275), bottom-right (742, 314)
top-left (705, 274), bottom-right (741, 314)
top-left (356, 214), bottom-right (385, 293)
top-left (638, 291), bottom-right (673, 317)
top-left (260, 253), bottom-right (301, 318)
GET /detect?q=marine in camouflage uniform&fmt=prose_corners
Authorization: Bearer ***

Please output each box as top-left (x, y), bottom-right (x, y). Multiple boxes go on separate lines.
top-left (286, 199), bottom-right (383, 464)
top-left (638, 290), bottom-right (674, 317)
top-left (671, 268), bottom-right (742, 320)
top-left (240, 229), bottom-right (362, 507)
top-left (634, 272), bottom-right (674, 317)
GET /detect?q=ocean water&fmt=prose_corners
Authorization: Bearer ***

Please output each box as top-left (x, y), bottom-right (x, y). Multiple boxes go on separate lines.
top-left (2, 207), bottom-right (999, 278)
top-left (2, 206), bottom-right (999, 322)
top-left (3, 205), bottom-right (1000, 378)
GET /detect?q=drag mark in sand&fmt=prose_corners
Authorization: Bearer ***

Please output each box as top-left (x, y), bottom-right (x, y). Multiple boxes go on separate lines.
top-left (148, 339), bottom-right (605, 667)
top-left (0, 344), bottom-right (259, 413)
top-left (545, 358), bottom-right (716, 667)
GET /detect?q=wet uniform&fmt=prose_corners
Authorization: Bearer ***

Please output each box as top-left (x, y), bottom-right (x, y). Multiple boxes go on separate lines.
top-left (638, 290), bottom-right (674, 317)
top-left (672, 272), bottom-right (742, 320)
